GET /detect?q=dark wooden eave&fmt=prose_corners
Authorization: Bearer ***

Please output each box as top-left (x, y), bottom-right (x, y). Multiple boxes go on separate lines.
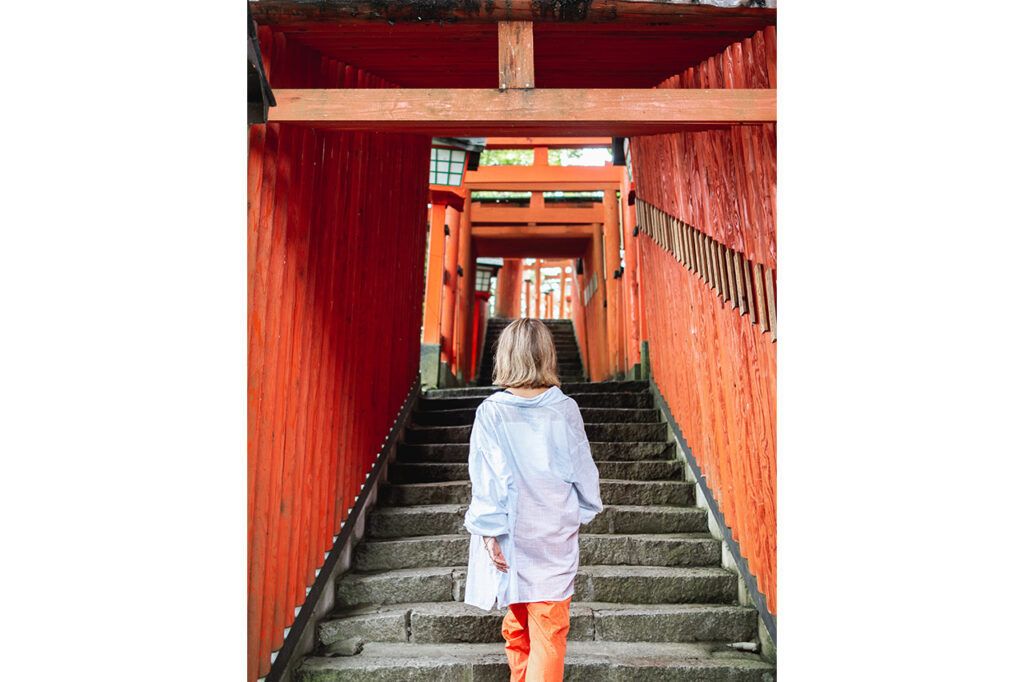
top-left (250, 0), bottom-right (776, 28)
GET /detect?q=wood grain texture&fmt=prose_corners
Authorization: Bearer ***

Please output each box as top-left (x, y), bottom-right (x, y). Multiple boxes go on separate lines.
top-left (498, 21), bottom-right (535, 88)
top-left (268, 88), bottom-right (777, 135)
top-left (247, 27), bottom-right (430, 682)
top-left (629, 24), bottom-right (776, 617)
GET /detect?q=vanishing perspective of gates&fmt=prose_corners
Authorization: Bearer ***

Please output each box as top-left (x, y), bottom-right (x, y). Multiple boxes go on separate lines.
top-left (248, 2), bottom-right (776, 679)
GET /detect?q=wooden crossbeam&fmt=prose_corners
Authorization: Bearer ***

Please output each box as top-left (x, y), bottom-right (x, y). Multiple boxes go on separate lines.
top-left (485, 137), bottom-right (613, 149)
top-left (251, 1), bottom-right (775, 27)
top-left (268, 88), bottom-right (776, 135)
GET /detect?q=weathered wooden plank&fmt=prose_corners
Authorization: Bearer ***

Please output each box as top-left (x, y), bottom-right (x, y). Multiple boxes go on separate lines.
top-left (251, 0), bottom-right (777, 27)
top-left (268, 88), bottom-right (777, 134)
top-left (733, 249), bottom-right (747, 315)
top-left (765, 266), bottom-right (777, 341)
top-left (498, 21), bottom-right (535, 88)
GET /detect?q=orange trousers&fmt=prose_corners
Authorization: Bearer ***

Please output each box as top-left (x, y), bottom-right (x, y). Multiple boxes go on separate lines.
top-left (500, 597), bottom-right (572, 682)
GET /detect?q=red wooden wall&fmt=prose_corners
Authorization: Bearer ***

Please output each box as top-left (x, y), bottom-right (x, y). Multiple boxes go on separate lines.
top-left (630, 26), bottom-right (777, 612)
top-left (247, 28), bottom-right (431, 680)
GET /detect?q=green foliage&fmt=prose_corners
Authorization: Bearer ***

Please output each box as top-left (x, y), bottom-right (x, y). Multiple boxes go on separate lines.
top-left (479, 149), bottom-right (534, 166)
top-left (548, 148), bottom-right (585, 166)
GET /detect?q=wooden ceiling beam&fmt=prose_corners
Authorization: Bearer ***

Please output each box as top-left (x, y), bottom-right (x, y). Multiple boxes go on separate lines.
top-left (251, 1), bottom-right (776, 27)
top-left (268, 88), bottom-right (776, 135)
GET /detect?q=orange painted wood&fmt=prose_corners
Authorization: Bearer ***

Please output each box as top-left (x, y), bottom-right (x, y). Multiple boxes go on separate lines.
top-left (498, 21), bottom-right (534, 89)
top-left (268, 88), bottom-right (777, 135)
top-left (247, 28), bottom-right (431, 681)
top-left (495, 258), bottom-right (523, 318)
top-left (470, 203), bottom-right (604, 224)
top-left (485, 137), bottom-right (612, 149)
top-left (630, 26), bottom-right (776, 613)
top-left (439, 204), bottom-right (463, 365)
top-left (457, 200), bottom-right (475, 379)
top-left (559, 264), bottom-right (567, 319)
top-left (422, 203), bottom-right (447, 344)
top-left (603, 191), bottom-right (623, 375)
top-left (472, 224), bottom-right (595, 240)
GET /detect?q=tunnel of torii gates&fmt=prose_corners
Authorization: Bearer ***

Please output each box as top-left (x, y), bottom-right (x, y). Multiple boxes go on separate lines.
top-left (247, 3), bottom-right (775, 680)
top-left (420, 140), bottom-right (640, 389)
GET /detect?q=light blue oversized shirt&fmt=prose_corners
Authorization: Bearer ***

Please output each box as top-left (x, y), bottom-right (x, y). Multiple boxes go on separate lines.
top-left (463, 386), bottom-right (603, 610)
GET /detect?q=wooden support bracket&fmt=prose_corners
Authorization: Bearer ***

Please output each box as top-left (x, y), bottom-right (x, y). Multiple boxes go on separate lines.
top-left (498, 21), bottom-right (535, 89)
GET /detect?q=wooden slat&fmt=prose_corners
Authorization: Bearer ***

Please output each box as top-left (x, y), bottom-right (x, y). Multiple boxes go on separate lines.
top-left (742, 253), bottom-right (755, 323)
top-left (498, 21), bottom-right (535, 89)
top-left (765, 266), bottom-right (777, 341)
top-left (733, 250), bottom-right (747, 316)
top-left (753, 261), bottom-right (768, 333)
top-left (726, 247), bottom-right (738, 309)
top-left (269, 88), bottom-right (777, 135)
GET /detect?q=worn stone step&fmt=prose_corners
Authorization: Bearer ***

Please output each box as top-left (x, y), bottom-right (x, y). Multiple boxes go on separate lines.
top-left (398, 441), bottom-right (672, 463)
top-left (298, 641), bottom-right (774, 681)
top-left (422, 380), bottom-right (649, 400)
top-left (355, 533), bottom-right (720, 571)
top-left (318, 601), bottom-right (597, 645)
top-left (298, 641), bottom-right (774, 682)
top-left (336, 565), bottom-right (735, 607)
top-left (381, 479), bottom-right (692, 507)
top-left (419, 392), bottom-right (653, 411)
top-left (404, 421), bottom-right (666, 444)
top-left (366, 504), bottom-right (707, 539)
top-left (577, 565), bottom-right (737, 604)
top-left (412, 406), bottom-right (659, 427)
top-left (388, 460), bottom-right (680, 484)
top-left (317, 601), bottom-right (756, 647)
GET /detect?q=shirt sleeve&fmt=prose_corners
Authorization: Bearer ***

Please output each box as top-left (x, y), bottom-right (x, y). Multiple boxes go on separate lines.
top-left (464, 402), bottom-right (511, 538)
top-left (567, 400), bottom-right (603, 525)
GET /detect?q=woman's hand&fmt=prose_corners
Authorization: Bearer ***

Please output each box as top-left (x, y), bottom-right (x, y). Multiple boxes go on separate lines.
top-left (483, 536), bottom-right (509, 573)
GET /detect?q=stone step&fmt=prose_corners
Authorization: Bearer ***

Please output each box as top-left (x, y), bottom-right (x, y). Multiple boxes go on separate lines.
top-left (317, 601), bottom-right (757, 646)
top-left (403, 421), bottom-right (667, 444)
top-left (381, 479), bottom-right (693, 507)
top-left (398, 441), bottom-right (673, 463)
top-left (422, 380), bottom-right (649, 400)
top-left (354, 533), bottom-right (721, 571)
top-left (297, 641), bottom-right (774, 682)
top-left (387, 460), bottom-right (681, 485)
top-left (411, 406), bottom-right (659, 427)
top-left (419, 391), bottom-right (653, 411)
top-left (366, 504), bottom-right (707, 539)
top-left (336, 565), bottom-right (736, 607)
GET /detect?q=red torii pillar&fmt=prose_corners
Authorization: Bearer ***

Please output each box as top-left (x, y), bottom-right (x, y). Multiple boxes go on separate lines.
top-left (536, 260), bottom-right (544, 319)
top-left (495, 258), bottom-right (523, 318)
top-left (603, 191), bottom-right (623, 377)
top-left (456, 200), bottom-right (476, 382)
top-left (437, 191), bottom-right (465, 386)
top-left (559, 261), bottom-right (567, 319)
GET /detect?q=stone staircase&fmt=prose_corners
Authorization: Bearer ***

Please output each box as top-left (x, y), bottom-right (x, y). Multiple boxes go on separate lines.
top-left (476, 318), bottom-right (586, 385)
top-left (295, 379), bottom-right (776, 681)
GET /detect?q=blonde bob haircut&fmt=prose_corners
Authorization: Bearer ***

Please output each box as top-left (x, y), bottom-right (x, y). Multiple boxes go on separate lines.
top-left (491, 318), bottom-right (562, 389)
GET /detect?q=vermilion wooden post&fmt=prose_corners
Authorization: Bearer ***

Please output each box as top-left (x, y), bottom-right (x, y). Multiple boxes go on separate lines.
top-left (456, 200), bottom-right (475, 381)
top-left (559, 262), bottom-right (567, 319)
top-left (603, 191), bottom-right (622, 376)
top-left (440, 203), bottom-right (462, 368)
top-left (495, 257), bottom-right (522, 317)
top-left (533, 260), bottom-right (541, 319)
top-left (422, 202), bottom-right (448, 344)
